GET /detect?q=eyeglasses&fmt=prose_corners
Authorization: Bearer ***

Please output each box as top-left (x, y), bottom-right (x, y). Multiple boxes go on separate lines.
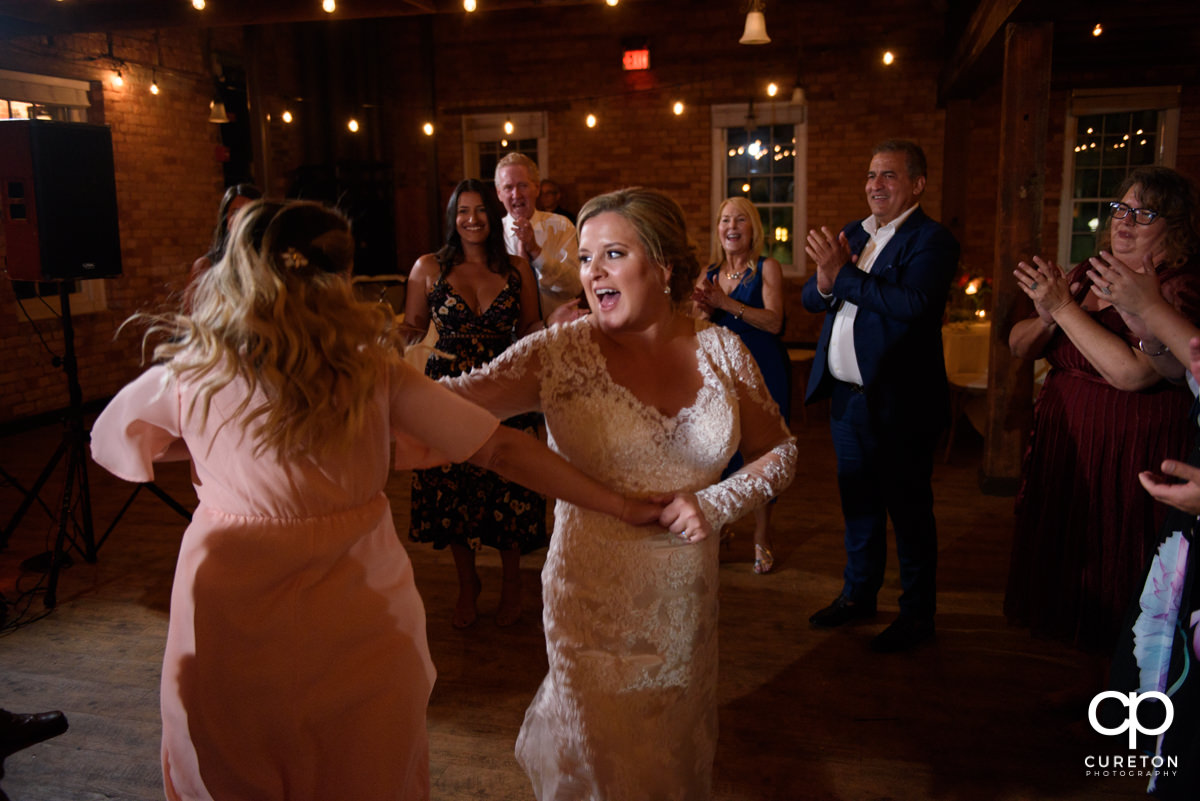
top-left (1109, 201), bottom-right (1160, 225)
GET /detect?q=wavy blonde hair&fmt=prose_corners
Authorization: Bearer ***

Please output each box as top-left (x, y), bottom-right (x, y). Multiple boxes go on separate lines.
top-left (710, 196), bottom-right (765, 275)
top-left (134, 199), bottom-right (402, 459)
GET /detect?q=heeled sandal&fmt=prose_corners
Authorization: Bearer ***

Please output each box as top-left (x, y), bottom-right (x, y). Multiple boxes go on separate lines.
top-left (753, 544), bottom-right (775, 575)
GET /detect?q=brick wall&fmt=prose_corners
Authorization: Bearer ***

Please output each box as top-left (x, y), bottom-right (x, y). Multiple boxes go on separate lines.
top-left (0, 28), bottom-right (228, 422)
top-left (3, 2), bottom-right (1198, 424)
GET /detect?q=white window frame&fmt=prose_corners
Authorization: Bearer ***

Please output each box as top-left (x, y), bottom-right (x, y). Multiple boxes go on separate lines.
top-left (1056, 86), bottom-right (1180, 269)
top-left (461, 111), bottom-right (549, 184)
top-left (1, 69), bottom-right (107, 320)
top-left (711, 93), bottom-right (807, 277)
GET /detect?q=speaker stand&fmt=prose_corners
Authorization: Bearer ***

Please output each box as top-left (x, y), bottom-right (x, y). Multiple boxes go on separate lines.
top-left (96, 480), bottom-right (193, 555)
top-left (0, 284), bottom-right (97, 608)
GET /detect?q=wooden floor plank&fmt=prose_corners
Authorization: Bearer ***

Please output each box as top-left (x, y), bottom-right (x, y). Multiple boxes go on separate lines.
top-left (0, 414), bottom-right (1156, 799)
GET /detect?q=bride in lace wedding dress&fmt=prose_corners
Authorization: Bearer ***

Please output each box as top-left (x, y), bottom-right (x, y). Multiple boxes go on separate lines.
top-left (444, 188), bottom-right (796, 800)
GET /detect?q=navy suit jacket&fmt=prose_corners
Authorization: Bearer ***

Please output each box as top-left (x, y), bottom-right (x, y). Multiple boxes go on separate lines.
top-left (801, 206), bottom-right (960, 433)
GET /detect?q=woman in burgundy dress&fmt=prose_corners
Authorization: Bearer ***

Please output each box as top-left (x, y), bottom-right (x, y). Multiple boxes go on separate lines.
top-left (1006, 165), bottom-right (1200, 652)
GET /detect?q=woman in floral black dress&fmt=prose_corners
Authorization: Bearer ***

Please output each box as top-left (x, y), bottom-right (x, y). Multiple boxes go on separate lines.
top-left (403, 179), bottom-right (547, 628)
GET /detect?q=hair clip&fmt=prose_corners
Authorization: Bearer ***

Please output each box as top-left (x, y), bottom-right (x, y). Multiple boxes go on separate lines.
top-left (280, 247), bottom-right (309, 271)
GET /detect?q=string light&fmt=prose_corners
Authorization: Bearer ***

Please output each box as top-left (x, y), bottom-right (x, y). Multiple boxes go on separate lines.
top-left (586, 113), bottom-right (597, 128)
top-left (281, 110), bottom-right (293, 123)
top-left (767, 82), bottom-right (778, 97)
top-left (672, 100), bottom-right (684, 115)
top-left (192, 0), bottom-right (206, 9)
top-left (422, 122), bottom-right (434, 136)
top-left (882, 51), bottom-right (895, 65)
top-left (606, 0), bottom-right (619, 5)
top-left (348, 118), bottom-right (359, 132)
top-left (464, 0), bottom-right (477, 11)
top-left (323, 0), bottom-right (336, 13)
top-left (504, 118), bottom-right (514, 135)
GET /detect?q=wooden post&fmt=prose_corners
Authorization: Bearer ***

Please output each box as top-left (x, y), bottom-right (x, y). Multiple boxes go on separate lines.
top-left (982, 22), bottom-right (1052, 494)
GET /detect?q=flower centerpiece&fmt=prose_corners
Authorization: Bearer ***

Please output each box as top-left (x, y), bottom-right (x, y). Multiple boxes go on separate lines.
top-left (946, 267), bottom-right (992, 323)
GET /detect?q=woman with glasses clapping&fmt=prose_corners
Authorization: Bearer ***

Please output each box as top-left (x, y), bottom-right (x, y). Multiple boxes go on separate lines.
top-left (1005, 165), bottom-right (1200, 654)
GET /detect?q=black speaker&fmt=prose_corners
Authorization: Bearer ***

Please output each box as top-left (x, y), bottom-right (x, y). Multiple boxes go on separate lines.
top-left (0, 119), bottom-right (122, 281)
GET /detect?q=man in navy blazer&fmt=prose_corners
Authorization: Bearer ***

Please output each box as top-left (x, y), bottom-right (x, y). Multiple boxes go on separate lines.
top-left (801, 140), bottom-right (959, 653)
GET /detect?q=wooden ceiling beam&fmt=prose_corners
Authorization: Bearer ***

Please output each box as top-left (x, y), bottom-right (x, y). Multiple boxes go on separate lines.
top-left (938, 0), bottom-right (1023, 105)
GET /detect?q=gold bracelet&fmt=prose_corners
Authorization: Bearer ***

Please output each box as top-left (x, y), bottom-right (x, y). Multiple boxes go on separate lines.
top-left (735, 303), bottom-right (746, 320)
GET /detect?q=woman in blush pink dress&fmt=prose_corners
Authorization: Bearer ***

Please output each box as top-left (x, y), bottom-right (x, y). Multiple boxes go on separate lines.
top-left (89, 199), bottom-right (662, 801)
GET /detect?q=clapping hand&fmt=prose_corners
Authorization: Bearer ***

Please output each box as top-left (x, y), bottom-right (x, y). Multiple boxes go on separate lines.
top-left (690, 278), bottom-right (726, 316)
top-left (1014, 256), bottom-right (1077, 325)
top-left (805, 226), bottom-right (854, 294)
top-left (658, 492), bottom-right (713, 544)
top-left (1086, 251), bottom-right (1162, 341)
top-left (510, 215), bottom-right (539, 260)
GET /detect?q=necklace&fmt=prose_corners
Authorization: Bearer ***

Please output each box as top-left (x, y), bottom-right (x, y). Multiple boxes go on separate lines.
top-left (724, 268), bottom-right (747, 281)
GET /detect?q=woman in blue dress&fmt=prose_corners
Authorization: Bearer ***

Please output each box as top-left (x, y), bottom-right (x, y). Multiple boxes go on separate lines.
top-left (692, 196), bottom-right (791, 573)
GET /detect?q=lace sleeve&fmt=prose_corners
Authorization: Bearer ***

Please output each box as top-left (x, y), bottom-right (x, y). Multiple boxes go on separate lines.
top-left (695, 329), bottom-right (797, 531)
top-left (439, 327), bottom-right (547, 419)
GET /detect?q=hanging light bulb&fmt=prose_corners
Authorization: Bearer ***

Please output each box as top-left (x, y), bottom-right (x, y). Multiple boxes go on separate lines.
top-left (767, 82), bottom-right (778, 97)
top-left (348, 118), bottom-right (359, 132)
top-left (112, 71), bottom-right (124, 88)
top-left (739, 0), bottom-right (770, 45)
top-left (882, 50), bottom-right (895, 65)
top-left (672, 101), bottom-right (685, 115)
top-left (282, 109), bottom-right (293, 123)
top-left (1092, 23), bottom-right (1103, 37)
top-left (192, 0), bottom-right (206, 9)
top-left (586, 113), bottom-right (597, 128)
top-left (504, 118), bottom-right (514, 135)
top-left (606, 0), bottom-right (619, 5)
top-left (464, 0), bottom-right (477, 11)
top-left (422, 122), bottom-right (434, 136)
top-left (323, 0), bottom-right (336, 13)
top-left (150, 72), bottom-right (160, 95)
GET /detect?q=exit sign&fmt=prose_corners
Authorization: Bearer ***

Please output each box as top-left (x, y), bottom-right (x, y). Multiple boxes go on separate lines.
top-left (622, 48), bottom-right (650, 71)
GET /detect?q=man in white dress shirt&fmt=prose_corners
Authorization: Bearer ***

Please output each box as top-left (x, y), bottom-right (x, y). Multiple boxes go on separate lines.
top-left (494, 153), bottom-right (582, 317)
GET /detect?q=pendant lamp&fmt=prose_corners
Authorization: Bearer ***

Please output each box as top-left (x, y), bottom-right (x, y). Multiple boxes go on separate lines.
top-left (739, 0), bottom-right (770, 45)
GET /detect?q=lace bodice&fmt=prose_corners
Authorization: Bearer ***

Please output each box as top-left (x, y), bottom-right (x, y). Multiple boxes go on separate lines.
top-left (443, 317), bottom-right (796, 529)
top-left (443, 318), bottom-right (796, 801)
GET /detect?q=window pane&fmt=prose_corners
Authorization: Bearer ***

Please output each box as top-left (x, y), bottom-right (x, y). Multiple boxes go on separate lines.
top-left (477, 138), bottom-right (538, 190)
top-left (767, 207), bottom-right (793, 265)
top-left (1070, 233), bottom-right (1097, 264)
top-left (1073, 168), bottom-right (1099, 198)
top-left (723, 120), bottom-right (797, 267)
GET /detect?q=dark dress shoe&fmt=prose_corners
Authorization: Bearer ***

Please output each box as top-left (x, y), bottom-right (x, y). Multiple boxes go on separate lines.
top-left (870, 615), bottom-right (935, 653)
top-left (0, 710), bottom-right (69, 758)
top-left (809, 595), bottom-right (877, 628)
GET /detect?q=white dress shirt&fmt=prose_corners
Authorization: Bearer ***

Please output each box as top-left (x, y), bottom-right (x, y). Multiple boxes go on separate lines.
top-left (826, 204), bottom-right (920, 386)
top-left (502, 209), bottom-right (582, 316)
